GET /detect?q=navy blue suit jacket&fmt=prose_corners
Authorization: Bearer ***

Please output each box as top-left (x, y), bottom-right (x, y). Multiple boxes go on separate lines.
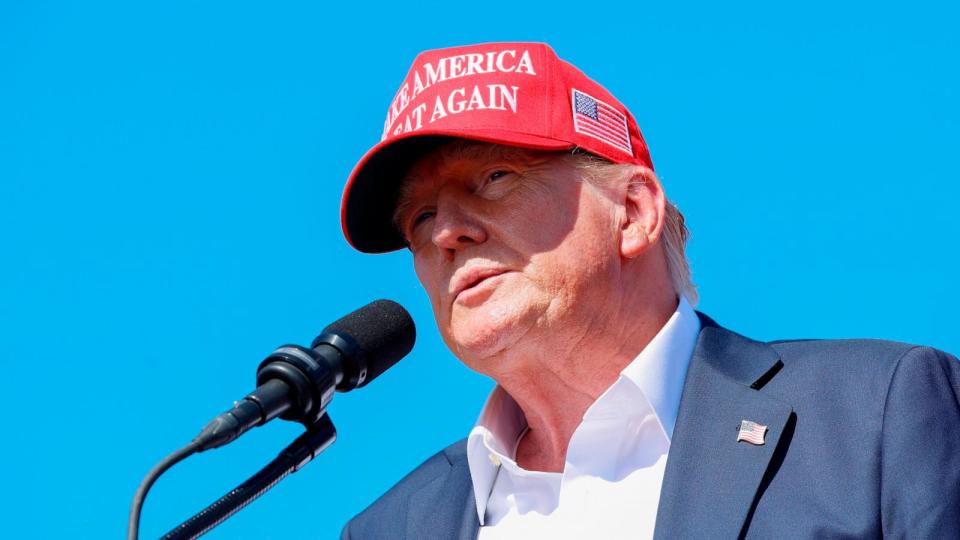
top-left (342, 314), bottom-right (960, 539)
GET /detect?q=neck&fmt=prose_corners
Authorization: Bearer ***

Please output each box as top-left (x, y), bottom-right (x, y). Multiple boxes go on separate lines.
top-left (492, 261), bottom-right (678, 472)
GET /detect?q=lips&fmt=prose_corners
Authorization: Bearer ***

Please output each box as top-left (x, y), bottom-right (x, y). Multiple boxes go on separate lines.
top-left (451, 266), bottom-right (509, 301)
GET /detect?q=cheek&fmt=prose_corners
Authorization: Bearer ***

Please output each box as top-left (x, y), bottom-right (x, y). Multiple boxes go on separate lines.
top-left (529, 205), bottom-right (619, 297)
top-left (498, 183), bottom-right (581, 251)
top-left (413, 253), bottom-right (453, 330)
top-left (413, 256), bottom-right (441, 307)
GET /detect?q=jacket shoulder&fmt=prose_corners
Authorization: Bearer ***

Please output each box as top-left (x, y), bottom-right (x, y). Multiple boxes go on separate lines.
top-left (342, 439), bottom-right (472, 539)
top-left (765, 338), bottom-right (955, 390)
top-left (756, 339), bottom-right (960, 536)
top-left (767, 337), bottom-right (918, 363)
top-left (767, 337), bottom-right (959, 374)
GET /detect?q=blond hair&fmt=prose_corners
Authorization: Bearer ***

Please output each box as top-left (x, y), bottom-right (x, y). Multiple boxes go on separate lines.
top-left (570, 151), bottom-right (698, 306)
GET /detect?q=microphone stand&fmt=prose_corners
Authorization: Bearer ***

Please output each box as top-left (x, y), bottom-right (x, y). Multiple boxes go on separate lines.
top-left (159, 414), bottom-right (336, 540)
top-left (130, 299), bottom-right (414, 539)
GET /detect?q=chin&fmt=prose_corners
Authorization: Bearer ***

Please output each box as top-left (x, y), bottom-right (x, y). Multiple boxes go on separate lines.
top-left (446, 301), bottom-right (539, 368)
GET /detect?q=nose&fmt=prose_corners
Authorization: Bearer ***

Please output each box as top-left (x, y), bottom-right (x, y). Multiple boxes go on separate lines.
top-left (430, 190), bottom-right (487, 258)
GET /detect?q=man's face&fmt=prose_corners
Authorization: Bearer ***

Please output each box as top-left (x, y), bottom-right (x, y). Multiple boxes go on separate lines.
top-left (395, 142), bottom-right (625, 375)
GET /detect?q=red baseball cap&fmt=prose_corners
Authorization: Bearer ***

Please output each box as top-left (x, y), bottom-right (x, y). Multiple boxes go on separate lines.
top-left (341, 42), bottom-right (654, 253)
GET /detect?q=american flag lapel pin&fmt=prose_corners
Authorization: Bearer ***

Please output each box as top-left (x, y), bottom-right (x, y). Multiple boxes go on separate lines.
top-left (737, 419), bottom-right (768, 445)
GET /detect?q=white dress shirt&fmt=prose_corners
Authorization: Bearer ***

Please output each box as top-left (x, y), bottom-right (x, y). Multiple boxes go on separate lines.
top-left (467, 297), bottom-right (701, 540)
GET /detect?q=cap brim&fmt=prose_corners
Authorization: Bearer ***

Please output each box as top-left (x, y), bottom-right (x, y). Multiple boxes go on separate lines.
top-left (341, 128), bottom-right (573, 253)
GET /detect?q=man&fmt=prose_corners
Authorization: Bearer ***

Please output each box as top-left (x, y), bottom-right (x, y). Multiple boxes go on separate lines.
top-left (338, 43), bottom-right (960, 539)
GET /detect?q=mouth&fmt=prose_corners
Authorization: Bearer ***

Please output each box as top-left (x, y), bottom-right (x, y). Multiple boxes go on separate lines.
top-left (452, 267), bottom-right (510, 303)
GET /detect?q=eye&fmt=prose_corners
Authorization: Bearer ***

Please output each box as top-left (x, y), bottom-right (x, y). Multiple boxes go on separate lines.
top-left (411, 210), bottom-right (435, 229)
top-left (488, 170), bottom-right (510, 182)
top-left (477, 169), bottom-right (513, 192)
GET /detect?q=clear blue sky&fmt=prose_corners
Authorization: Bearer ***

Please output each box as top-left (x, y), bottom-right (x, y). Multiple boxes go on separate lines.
top-left (1, 1), bottom-right (957, 538)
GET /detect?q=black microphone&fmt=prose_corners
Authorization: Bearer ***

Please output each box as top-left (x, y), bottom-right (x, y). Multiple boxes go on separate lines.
top-left (193, 299), bottom-right (415, 451)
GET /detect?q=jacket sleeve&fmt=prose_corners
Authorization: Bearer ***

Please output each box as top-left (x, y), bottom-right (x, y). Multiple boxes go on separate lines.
top-left (880, 346), bottom-right (960, 537)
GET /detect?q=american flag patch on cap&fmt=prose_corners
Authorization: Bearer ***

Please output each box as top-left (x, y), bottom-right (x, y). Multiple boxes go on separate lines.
top-left (737, 420), bottom-right (768, 445)
top-left (572, 89), bottom-right (632, 155)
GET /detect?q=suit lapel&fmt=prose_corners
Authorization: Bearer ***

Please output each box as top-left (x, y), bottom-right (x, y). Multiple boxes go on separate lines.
top-left (403, 444), bottom-right (480, 540)
top-left (456, 489), bottom-right (481, 540)
top-left (654, 314), bottom-right (793, 539)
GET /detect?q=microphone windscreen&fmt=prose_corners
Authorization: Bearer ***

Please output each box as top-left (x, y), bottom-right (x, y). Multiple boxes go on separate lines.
top-left (321, 299), bottom-right (416, 388)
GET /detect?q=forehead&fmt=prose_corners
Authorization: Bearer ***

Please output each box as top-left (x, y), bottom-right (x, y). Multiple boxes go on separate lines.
top-left (409, 141), bottom-right (548, 178)
top-left (396, 142), bottom-right (556, 205)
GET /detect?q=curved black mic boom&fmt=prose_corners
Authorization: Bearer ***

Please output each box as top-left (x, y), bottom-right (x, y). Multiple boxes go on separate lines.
top-left (129, 300), bottom-right (415, 540)
top-left (194, 299), bottom-right (415, 451)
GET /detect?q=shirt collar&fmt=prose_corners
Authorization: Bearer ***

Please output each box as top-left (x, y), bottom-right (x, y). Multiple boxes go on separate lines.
top-left (619, 295), bottom-right (700, 438)
top-left (465, 296), bottom-right (701, 525)
top-left (466, 387), bottom-right (525, 526)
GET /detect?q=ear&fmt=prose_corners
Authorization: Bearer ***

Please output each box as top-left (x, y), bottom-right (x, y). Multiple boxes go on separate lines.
top-left (620, 167), bottom-right (666, 259)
